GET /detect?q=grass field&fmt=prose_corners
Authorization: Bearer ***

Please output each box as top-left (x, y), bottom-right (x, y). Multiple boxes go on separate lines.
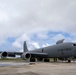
top-left (0, 58), bottom-right (25, 62)
top-left (0, 58), bottom-right (55, 62)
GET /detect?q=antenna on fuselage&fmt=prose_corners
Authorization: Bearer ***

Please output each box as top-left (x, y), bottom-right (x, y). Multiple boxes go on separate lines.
top-left (56, 39), bottom-right (65, 44)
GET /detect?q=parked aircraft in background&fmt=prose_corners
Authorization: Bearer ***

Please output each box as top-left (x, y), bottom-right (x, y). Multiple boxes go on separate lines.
top-left (0, 39), bottom-right (76, 63)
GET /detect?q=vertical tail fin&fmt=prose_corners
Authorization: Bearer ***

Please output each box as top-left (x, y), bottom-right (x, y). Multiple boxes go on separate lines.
top-left (23, 41), bottom-right (28, 52)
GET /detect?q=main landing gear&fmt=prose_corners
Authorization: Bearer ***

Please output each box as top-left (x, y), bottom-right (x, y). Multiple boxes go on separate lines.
top-left (54, 58), bottom-right (57, 62)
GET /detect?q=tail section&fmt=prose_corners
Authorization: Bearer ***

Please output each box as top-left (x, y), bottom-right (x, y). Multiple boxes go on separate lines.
top-left (23, 41), bottom-right (28, 52)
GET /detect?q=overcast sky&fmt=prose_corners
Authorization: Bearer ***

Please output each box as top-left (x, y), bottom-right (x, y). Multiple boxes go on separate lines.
top-left (0, 0), bottom-right (76, 52)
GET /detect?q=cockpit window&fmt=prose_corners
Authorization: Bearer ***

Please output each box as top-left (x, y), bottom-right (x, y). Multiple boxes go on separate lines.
top-left (73, 44), bottom-right (76, 46)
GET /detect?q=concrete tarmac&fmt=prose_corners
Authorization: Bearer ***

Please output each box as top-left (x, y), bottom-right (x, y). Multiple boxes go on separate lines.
top-left (0, 61), bottom-right (76, 75)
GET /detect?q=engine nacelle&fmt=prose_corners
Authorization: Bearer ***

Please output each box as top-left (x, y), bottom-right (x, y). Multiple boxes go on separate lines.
top-left (21, 52), bottom-right (48, 60)
top-left (8, 53), bottom-right (15, 57)
top-left (0, 52), bottom-right (8, 58)
top-left (21, 53), bottom-right (31, 60)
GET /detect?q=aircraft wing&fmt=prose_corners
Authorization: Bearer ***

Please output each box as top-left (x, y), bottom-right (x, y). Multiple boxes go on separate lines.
top-left (0, 51), bottom-right (48, 60)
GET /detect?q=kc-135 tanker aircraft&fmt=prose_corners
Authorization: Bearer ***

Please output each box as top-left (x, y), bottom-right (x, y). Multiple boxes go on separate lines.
top-left (0, 39), bottom-right (76, 63)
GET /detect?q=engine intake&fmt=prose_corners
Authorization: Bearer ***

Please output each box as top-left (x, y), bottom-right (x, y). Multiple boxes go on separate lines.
top-left (1, 52), bottom-right (8, 58)
top-left (26, 53), bottom-right (31, 59)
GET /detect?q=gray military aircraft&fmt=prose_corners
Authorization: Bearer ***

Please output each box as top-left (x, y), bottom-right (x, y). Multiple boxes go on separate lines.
top-left (0, 39), bottom-right (76, 63)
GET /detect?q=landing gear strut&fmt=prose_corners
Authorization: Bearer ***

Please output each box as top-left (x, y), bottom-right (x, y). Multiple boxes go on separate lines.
top-left (54, 58), bottom-right (57, 62)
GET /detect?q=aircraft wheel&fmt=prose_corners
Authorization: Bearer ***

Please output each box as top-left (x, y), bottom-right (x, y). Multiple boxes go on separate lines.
top-left (68, 60), bottom-right (71, 63)
top-left (30, 58), bottom-right (36, 62)
top-left (44, 58), bottom-right (50, 62)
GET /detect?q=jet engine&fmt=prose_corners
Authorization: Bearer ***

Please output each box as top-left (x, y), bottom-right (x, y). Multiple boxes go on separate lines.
top-left (21, 52), bottom-right (48, 60)
top-left (21, 53), bottom-right (31, 60)
top-left (0, 52), bottom-right (8, 58)
top-left (0, 52), bottom-right (16, 58)
top-left (7, 53), bottom-right (15, 57)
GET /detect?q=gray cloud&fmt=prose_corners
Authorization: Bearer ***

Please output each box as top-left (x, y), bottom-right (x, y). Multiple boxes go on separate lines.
top-left (0, 0), bottom-right (76, 46)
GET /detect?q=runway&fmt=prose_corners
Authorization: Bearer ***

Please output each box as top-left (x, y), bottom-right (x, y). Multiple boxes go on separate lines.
top-left (0, 61), bottom-right (76, 75)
